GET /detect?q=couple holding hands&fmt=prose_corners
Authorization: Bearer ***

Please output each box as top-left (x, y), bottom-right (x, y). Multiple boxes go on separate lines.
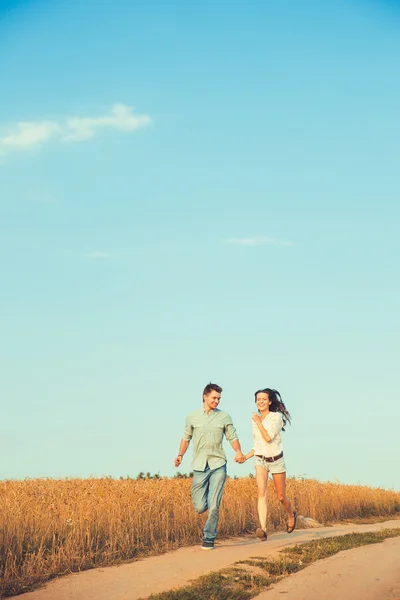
top-left (174, 382), bottom-right (296, 550)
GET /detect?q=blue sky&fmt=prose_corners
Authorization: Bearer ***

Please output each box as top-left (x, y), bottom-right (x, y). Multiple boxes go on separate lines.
top-left (1, 0), bottom-right (399, 490)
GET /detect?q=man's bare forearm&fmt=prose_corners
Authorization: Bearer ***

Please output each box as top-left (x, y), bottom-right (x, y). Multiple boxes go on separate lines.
top-left (231, 439), bottom-right (243, 453)
top-left (178, 439), bottom-right (190, 457)
top-left (174, 439), bottom-right (190, 467)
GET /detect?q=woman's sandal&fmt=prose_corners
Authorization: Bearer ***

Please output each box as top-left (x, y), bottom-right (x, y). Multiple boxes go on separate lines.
top-left (255, 527), bottom-right (268, 541)
top-left (287, 510), bottom-right (297, 534)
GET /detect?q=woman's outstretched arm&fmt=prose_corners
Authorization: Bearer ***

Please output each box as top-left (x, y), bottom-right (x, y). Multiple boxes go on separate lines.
top-left (244, 449), bottom-right (255, 461)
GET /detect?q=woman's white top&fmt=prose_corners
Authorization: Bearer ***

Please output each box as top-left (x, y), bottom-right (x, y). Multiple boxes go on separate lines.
top-left (252, 412), bottom-right (283, 458)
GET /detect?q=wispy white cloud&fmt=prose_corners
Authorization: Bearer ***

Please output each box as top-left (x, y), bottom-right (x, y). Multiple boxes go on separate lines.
top-left (83, 252), bottom-right (112, 260)
top-left (63, 103), bottom-right (151, 141)
top-left (1, 121), bottom-right (60, 150)
top-left (0, 104), bottom-right (151, 156)
top-left (223, 236), bottom-right (293, 247)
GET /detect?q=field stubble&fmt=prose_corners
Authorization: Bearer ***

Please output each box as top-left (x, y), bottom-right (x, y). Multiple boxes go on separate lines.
top-left (0, 476), bottom-right (399, 597)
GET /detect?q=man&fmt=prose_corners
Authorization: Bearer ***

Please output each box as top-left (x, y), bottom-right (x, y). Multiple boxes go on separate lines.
top-left (174, 382), bottom-right (245, 550)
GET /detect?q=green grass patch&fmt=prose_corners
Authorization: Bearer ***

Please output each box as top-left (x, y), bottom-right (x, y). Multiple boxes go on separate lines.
top-left (142, 569), bottom-right (271, 600)
top-left (142, 528), bottom-right (400, 600)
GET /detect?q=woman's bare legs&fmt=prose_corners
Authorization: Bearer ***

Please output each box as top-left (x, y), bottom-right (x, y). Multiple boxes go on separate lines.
top-left (255, 465), bottom-right (269, 531)
top-left (271, 471), bottom-right (295, 527)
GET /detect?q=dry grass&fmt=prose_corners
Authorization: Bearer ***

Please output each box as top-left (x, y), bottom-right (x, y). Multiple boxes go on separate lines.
top-left (0, 476), bottom-right (399, 597)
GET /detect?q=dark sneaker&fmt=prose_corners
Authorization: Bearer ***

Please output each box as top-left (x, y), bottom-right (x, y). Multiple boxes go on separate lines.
top-left (255, 527), bottom-right (268, 541)
top-left (201, 541), bottom-right (215, 550)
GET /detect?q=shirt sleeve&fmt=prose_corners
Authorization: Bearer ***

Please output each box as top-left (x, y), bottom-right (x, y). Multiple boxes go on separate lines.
top-left (251, 420), bottom-right (257, 450)
top-left (182, 415), bottom-right (194, 441)
top-left (224, 414), bottom-right (239, 443)
top-left (264, 412), bottom-right (283, 441)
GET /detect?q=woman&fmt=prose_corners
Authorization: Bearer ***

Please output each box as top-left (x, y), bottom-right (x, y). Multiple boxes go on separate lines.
top-left (243, 388), bottom-right (296, 541)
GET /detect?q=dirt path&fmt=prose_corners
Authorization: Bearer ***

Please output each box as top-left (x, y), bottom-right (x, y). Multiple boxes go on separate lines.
top-left (23, 520), bottom-right (400, 600)
top-left (258, 535), bottom-right (400, 600)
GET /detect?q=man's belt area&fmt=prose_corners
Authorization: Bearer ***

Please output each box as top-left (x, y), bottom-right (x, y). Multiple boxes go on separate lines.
top-left (255, 451), bottom-right (283, 463)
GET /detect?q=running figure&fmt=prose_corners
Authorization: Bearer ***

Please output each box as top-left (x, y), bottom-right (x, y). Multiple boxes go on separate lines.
top-left (174, 382), bottom-right (245, 550)
top-left (242, 388), bottom-right (296, 540)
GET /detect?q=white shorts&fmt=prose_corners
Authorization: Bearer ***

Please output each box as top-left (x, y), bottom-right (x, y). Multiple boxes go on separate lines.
top-left (254, 455), bottom-right (286, 474)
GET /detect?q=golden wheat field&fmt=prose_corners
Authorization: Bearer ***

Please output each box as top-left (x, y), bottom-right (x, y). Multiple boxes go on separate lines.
top-left (1, 476), bottom-right (399, 597)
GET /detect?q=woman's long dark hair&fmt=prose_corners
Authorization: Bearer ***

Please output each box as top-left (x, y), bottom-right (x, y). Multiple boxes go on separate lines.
top-left (254, 388), bottom-right (291, 430)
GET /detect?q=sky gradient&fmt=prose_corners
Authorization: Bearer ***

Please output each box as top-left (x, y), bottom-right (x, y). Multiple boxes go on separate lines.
top-left (1, 0), bottom-right (399, 490)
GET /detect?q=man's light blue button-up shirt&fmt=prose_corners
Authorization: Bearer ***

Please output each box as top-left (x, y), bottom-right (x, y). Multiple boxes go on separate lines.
top-left (183, 407), bottom-right (238, 471)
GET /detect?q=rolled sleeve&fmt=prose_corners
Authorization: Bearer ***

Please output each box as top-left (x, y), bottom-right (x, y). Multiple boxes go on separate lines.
top-left (182, 416), bottom-right (194, 441)
top-left (224, 416), bottom-right (238, 444)
top-left (265, 413), bottom-right (283, 441)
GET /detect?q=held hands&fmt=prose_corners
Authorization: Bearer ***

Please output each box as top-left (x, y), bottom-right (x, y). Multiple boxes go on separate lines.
top-left (234, 450), bottom-right (246, 464)
top-left (176, 450), bottom-right (248, 466)
top-left (174, 455), bottom-right (182, 467)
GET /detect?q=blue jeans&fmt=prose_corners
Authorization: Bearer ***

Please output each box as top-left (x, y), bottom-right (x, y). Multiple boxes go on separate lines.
top-left (191, 463), bottom-right (227, 543)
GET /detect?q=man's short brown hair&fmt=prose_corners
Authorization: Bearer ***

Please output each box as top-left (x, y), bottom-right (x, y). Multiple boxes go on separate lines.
top-left (203, 382), bottom-right (222, 397)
